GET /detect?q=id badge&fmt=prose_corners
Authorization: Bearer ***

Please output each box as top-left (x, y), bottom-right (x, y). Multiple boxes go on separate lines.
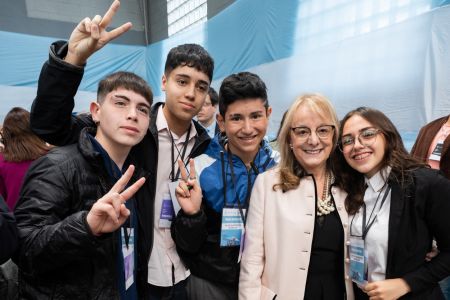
top-left (121, 228), bottom-right (135, 290)
top-left (220, 207), bottom-right (245, 247)
top-left (349, 236), bottom-right (368, 286)
top-left (168, 180), bottom-right (182, 215)
top-left (159, 193), bottom-right (175, 228)
top-left (429, 140), bottom-right (443, 161)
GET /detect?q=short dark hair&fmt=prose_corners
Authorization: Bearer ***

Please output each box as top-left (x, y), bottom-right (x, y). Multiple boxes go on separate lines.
top-left (218, 72), bottom-right (268, 116)
top-left (97, 71), bottom-right (153, 105)
top-left (208, 87), bottom-right (219, 106)
top-left (164, 44), bottom-right (214, 82)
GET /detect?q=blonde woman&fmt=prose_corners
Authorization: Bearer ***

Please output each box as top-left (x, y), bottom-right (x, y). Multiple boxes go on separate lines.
top-left (239, 94), bottom-right (354, 300)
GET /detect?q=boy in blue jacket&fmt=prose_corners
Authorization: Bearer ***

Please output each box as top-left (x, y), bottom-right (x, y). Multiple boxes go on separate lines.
top-left (171, 72), bottom-right (279, 300)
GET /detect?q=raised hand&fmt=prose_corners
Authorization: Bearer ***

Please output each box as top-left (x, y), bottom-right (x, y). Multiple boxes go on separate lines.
top-left (86, 165), bottom-right (145, 236)
top-left (65, 0), bottom-right (132, 66)
top-left (175, 159), bottom-right (202, 215)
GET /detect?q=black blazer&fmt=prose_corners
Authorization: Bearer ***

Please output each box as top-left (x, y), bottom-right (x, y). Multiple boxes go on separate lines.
top-left (381, 168), bottom-right (450, 299)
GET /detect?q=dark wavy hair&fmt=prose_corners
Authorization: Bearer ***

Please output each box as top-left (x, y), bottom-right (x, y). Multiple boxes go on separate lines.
top-left (164, 43), bottom-right (214, 82)
top-left (218, 72), bottom-right (268, 117)
top-left (334, 107), bottom-right (426, 214)
top-left (2, 107), bottom-right (51, 162)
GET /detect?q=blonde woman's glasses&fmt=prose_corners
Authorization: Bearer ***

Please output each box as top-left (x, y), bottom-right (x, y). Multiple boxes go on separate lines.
top-left (291, 125), bottom-right (335, 140)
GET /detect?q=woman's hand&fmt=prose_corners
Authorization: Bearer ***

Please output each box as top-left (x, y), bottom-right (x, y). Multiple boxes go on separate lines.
top-left (425, 244), bottom-right (439, 261)
top-left (364, 278), bottom-right (411, 300)
top-left (174, 159), bottom-right (202, 215)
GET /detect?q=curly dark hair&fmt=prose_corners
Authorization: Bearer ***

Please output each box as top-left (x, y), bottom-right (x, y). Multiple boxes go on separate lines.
top-left (164, 43), bottom-right (214, 82)
top-left (218, 72), bottom-right (268, 117)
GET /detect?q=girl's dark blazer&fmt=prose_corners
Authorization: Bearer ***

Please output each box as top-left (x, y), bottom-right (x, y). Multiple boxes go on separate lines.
top-left (383, 167), bottom-right (450, 299)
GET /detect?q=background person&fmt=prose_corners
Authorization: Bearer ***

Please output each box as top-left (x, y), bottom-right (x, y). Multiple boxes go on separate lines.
top-left (410, 114), bottom-right (450, 180)
top-left (197, 86), bottom-right (219, 138)
top-left (411, 114), bottom-right (450, 299)
top-left (0, 107), bottom-right (50, 210)
top-left (239, 94), bottom-right (354, 300)
top-left (337, 107), bottom-right (450, 299)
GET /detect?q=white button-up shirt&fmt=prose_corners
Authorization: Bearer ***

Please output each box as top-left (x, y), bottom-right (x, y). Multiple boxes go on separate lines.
top-left (350, 167), bottom-right (392, 282)
top-left (147, 106), bottom-right (196, 286)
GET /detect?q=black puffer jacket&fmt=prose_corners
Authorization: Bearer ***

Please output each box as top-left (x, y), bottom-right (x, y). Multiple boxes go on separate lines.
top-left (0, 195), bottom-right (17, 264)
top-left (30, 41), bottom-right (211, 298)
top-left (14, 128), bottom-right (146, 300)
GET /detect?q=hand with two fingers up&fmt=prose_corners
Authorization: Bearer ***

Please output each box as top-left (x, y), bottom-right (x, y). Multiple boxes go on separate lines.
top-left (175, 159), bottom-right (203, 215)
top-left (65, 0), bottom-right (133, 66)
top-left (86, 165), bottom-right (145, 236)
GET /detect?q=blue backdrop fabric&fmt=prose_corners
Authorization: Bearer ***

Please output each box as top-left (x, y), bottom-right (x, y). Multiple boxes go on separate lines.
top-left (1, 0), bottom-right (450, 145)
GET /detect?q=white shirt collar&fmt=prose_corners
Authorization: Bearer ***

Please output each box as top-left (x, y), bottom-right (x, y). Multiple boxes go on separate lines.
top-left (365, 166), bottom-right (391, 192)
top-left (156, 105), bottom-right (197, 140)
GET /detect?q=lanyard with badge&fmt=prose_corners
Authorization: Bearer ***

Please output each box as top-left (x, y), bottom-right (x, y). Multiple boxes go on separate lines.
top-left (219, 147), bottom-right (255, 263)
top-left (429, 126), bottom-right (450, 162)
top-left (122, 197), bottom-right (136, 290)
top-left (160, 125), bottom-right (192, 228)
top-left (349, 183), bottom-right (391, 286)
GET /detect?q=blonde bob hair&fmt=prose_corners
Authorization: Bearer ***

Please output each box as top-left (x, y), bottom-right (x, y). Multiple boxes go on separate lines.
top-left (273, 93), bottom-right (339, 192)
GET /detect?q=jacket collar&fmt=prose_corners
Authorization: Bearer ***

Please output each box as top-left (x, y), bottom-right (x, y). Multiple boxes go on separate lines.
top-left (149, 102), bottom-right (211, 157)
top-left (206, 134), bottom-right (278, 171)
top-left (78, 127), bottom-right (147, 180)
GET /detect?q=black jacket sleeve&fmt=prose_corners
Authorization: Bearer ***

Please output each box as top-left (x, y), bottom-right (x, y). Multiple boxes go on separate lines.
top-left (30, 41), bottom-right (94, 146)
top-left (402, 169), bottom-right (450, 293)
top-left (171, 208), bottom-right (208, 253)
top-left (14, 155), bottom-right (110, 275)
top-left (0, 196), bottom-right (18, 264)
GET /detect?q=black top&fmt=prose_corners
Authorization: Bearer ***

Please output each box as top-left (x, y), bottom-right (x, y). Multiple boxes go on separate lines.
top-left (304, 209), bottom-right (345, 300)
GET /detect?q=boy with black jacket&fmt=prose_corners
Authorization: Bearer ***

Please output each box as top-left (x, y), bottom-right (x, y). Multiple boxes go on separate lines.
top-left (29, 1), bottom-right (214, 298)
top-left (15, 69), bottom-right (152, 299)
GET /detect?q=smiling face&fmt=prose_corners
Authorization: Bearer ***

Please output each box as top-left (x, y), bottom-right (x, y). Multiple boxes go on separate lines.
top-left (162, 65), bottom-right (210, 133)
top-left (289, 104), bottom-right (334, 175)
top-left (91, 87), bottom-right (150, 152)
top-left (341, 114), bottom-right (387, 178)
top-left (217, 98), bottom-right (271, 165)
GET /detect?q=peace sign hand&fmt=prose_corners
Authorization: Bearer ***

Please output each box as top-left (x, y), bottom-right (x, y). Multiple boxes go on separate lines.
top-left (175, 159), bottom-right (202, 215)
top-left (86, 165), bottom-right (145, 236)
top-left (65, 0), bottom-right (132, 66)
